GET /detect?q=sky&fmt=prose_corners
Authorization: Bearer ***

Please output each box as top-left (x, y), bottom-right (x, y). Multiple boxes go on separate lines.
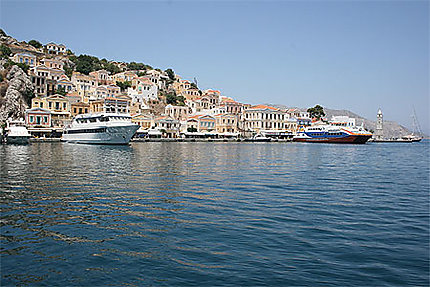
top-left (1, 0), bottom-right (429, 134)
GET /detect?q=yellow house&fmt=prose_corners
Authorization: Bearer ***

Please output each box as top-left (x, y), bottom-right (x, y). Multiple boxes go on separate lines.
top-left (132, 114), bottom-right (153, 131)
top-left (71, 102), bottom-right (90, 117)
top-left (31, 94), bottom-right (71, 127)
top-left (215, 113), bottom-right (238, 134)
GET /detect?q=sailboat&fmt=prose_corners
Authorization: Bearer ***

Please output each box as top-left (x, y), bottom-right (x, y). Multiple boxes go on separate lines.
top-left (401, 108), bottom-right (423, 142)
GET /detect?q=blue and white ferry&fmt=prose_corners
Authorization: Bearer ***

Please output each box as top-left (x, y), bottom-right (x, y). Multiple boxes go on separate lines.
top-left (293, 116), bottom-right (372, 144)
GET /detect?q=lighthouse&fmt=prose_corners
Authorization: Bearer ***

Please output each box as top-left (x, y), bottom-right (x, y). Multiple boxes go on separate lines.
top-left (374, 108), bottom-right (383, 140)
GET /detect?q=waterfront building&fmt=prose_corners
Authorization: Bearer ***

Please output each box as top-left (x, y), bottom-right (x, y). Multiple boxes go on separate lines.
top-left (215, 113), bottom-right (238, 135)
top-left (45, 42), bottom-right (66, 55)
top-left (187, 114), bottom-right (216, 133)
top-left (374, 108), bottom-right (384, 140)
top-left (153, 116), bottom-right (180, 138)
top-left (242, 105), bottom-right (286, 135)
top-left (25, 107), bottom-right (52, 128)
top-left (31, 94), bottom-right (71, 127)
top-left (284, 117), bottom-right (298, 133)
top-left (12, 52), bottom-right (36, 67)
top-left (132, 113), bottom-right (153, 132)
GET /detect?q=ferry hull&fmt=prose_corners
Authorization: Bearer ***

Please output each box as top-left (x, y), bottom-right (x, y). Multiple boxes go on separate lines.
top-left (293, 134), bottom-right (372, 144)
top-left (62, 125), bottom-right (139, 145)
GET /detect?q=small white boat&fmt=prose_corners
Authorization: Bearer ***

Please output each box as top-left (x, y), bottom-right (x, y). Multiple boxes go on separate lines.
top-left (244, 134), bottom-right (271, 142)
top-left (6, 119), bottom-right (31, 144)
top-left (61, 113), bottom-right (139, 145)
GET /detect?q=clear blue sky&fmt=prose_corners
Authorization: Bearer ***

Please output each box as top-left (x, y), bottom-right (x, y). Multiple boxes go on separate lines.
top-left (1, 0), bottom-right (429, 134)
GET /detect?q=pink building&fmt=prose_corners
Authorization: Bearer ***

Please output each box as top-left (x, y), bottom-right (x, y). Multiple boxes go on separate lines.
top-left (25, 107), bottom-right (52, 128)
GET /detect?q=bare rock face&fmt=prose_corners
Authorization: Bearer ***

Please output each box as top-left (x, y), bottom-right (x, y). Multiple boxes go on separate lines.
top-left (0, 65), bottom-right (34, 123)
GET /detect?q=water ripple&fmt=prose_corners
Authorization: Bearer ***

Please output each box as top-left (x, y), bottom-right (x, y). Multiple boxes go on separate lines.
top-left (0, 142), bottom-right (429, 286)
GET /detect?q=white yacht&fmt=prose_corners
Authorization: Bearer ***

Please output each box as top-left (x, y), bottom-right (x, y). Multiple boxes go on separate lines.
top-left (62, 113), bottom-right (139, 145)
top-left (6, 119), bottom-right (31, 144)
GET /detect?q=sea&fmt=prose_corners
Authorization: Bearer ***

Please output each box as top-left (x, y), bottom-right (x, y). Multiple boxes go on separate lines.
top-left (1, 141), bottom-right (429, 286)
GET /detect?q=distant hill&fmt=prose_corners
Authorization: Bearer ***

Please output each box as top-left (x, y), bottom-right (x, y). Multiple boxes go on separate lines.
top-left (269, 104), bottom-right (412, 139)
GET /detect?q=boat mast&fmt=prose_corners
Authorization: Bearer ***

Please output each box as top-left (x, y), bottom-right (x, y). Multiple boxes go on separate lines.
top-left (412, 107), bottom-right (423, 137)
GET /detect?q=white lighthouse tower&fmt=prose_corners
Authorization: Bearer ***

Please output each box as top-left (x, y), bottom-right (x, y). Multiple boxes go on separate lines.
top-left (374, 108), bottom-right (383, 140)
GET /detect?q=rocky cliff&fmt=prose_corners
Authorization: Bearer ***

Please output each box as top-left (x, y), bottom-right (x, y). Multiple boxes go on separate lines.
top-left (0, 64), bottom-right (34, 123)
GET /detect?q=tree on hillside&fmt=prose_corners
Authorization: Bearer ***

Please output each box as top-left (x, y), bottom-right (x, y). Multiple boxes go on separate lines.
top-left (28, 40), bottom-right (42, 49)
top-left (165, 68), bottom-right (175, 81)
top-left (166, 92), bottom-right (177, 105)
top-left (64, 63), bottom-right (73, 79)
top-left (116, 81), bottom-right (131, 92)
top-left (75, 60), bottom-right (93, 75)
top-left (165, 91), bottom-right (185, 106)
top-left (0, 45), bottom-right (12, 59)
top-left (307, 105), bottom-right (325, 120)
top-left (190, 82), bottom-right (198, 89)
top-left (176, 95), bottom-right (185, 106)
top-left (71, 54), bottom-right (102, 75)
top-left (104, 62), bottom-right (121, 75)
top-left (127, 62), bottom-right (153, 72)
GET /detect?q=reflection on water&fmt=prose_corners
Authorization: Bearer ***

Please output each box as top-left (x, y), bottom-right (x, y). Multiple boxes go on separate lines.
top-left (1, 142), bottom-right (429, 286)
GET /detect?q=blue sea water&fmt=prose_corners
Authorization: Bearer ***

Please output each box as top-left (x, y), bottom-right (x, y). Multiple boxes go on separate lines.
top-left (1, 141), bottom-right (429, 286)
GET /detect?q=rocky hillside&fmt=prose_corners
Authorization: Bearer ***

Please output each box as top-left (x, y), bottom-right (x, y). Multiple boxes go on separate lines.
top-left (0, 63), bottom-right (34, 123)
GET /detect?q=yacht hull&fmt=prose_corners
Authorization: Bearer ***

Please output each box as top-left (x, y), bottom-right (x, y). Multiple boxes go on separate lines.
top-left (62, 125), bottom-right (139, 145)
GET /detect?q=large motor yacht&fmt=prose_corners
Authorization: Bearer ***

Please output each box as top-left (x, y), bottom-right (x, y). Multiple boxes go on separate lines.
top-left (62, 113), bottom-right (139, 145)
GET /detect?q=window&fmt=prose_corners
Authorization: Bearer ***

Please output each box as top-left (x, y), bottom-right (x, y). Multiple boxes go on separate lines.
top-left (43, 116), bottom-right (48, 123)
top-left (30, 116), bottom-right (34, 123)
